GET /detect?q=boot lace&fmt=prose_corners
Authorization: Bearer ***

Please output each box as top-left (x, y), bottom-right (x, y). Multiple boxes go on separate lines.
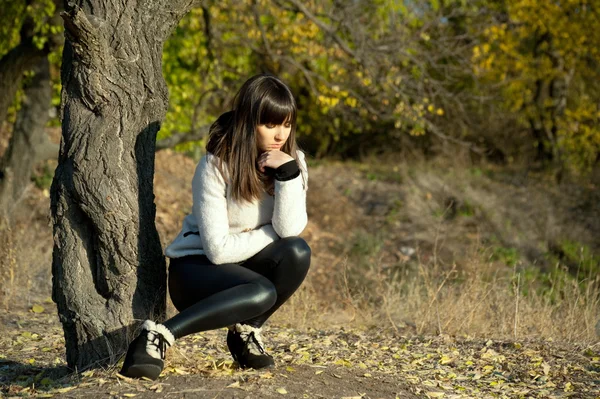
top-left (237, 326), bottom-right (267, 356)
top-left (146, 330), bottom-right (169, 360)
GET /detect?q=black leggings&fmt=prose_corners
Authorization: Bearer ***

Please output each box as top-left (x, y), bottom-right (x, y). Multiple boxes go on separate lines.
top-left (163, 237), bottom-right (311, 340)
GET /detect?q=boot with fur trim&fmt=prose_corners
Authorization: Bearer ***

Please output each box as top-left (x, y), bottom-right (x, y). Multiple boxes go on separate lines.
top-left (227, 323), bottom-right (274, 369)
top-left (119, 320), bottom-right (174, 380)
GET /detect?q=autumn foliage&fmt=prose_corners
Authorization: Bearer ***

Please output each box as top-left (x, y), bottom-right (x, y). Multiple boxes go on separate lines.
top-left (1, 0), bottom-right (599, 173)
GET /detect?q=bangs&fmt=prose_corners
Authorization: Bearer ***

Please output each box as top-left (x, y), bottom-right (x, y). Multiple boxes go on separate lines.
top-left (258, 89), bottom-right (296, 125)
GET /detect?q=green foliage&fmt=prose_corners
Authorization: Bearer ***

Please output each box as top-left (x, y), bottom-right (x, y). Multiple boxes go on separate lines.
top-left (0, 0), bottom-right (56, 56)
top-left (552, 240), bottom-right (600, 276)
top-left (160, 0), bottom-right (470, 156)
top-left (473, 0), bottom-right (600, 172)
top-left (513, 240), bottom-right (599, 303)
top-left (385, 199), bottom-right (404, 225)
top-left (1, 0), bottom-right (62, 127)
top-left (490, 246), bottom-right (520, 267)
top-left (31, 162), bottom-right (54, 190)
top-left (0, 1), bottom-right (26, 57)
top-left (349, 230), bottom-right (384, 259)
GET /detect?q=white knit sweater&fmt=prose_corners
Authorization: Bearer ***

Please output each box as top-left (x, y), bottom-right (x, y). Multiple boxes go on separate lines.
top-left (165, 151), bottom-right (308, 264)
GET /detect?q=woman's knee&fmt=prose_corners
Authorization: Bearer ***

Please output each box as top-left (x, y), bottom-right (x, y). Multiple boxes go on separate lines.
top-left (246, 277), bottom-right (277, 314)
top-left (279, 237), bottom-right (311, 270)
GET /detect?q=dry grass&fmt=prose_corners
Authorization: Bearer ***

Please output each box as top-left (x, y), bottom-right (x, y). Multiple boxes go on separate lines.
top-left (2, 150), bottom-right (598, 347)
top-left (270, 155), bottom-right (600, 345)
top-left (269, 234), bottom-right (600, 346)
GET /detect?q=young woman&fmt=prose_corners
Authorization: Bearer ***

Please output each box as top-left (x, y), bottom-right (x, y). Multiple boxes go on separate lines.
top-left (119, 74), bottom-right (311, 380)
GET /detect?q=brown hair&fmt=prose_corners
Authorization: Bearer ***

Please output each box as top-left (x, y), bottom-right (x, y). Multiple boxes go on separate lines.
top-left (206, 74), bottom-right (303, 203)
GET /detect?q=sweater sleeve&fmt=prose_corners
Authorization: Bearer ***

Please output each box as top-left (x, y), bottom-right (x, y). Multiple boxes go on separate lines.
top-left (193, 154), bottom-right (279, 265)
top-left (271, 150), bottom-right (308, 237)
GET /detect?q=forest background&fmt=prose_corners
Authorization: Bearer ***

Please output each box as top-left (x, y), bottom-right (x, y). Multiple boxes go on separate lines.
top-left (0, 0), bottom-right (599, 396)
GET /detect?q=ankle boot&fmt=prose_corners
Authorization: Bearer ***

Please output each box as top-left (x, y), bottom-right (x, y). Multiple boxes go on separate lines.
top-left (227, 323), bottom-right (274, 369)
top-left (120, 320), bottom-right (174, 380)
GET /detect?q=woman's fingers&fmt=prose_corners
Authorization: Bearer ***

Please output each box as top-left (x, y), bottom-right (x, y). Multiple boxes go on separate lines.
top-left (258, 150), bottom-right (292, 171)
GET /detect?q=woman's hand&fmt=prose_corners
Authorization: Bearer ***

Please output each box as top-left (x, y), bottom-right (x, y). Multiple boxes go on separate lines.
top-left (257, 150), bottom-right (294, 173)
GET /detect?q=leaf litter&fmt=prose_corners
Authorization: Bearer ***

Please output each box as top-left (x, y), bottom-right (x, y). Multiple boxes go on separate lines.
top-left (1, 308), bottom-right (599, 398)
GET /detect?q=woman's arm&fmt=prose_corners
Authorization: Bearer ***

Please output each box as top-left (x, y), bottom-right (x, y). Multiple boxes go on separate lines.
top-left (193, 154), bottom-right (279, 265)
top-left (271, 150), bottom-right (308, 237)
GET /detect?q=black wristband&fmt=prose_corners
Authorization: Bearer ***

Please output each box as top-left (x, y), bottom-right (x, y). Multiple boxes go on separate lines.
top-left (274, 160), bottom-right (300, 181)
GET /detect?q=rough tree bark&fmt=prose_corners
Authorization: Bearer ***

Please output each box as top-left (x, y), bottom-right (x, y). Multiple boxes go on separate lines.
top-left (50, 0), bottom-right (196, 369)
top-left (0, 57), bottom-right (55, 220)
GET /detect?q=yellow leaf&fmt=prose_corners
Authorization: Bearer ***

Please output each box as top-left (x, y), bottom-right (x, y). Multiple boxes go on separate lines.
top-left (542, 362), bottom-right (550, 375)
top-left (276, 387), bottom-right (288, 394)
top-left (123, 394), bottom-right (137, 398)
top-left (439, 355), bottom-right (453, 365)
top-left (426, 392), bottom-right (445, 398)
top-left (564, 382), bottom-right (573, 392)
top-left (315, 370), bottom-right (324, 375)
top-left (31, 305), bottom-right (45, 313)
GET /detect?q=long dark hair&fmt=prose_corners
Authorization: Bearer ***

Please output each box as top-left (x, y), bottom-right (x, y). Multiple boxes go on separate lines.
top-left (206, 74), bottom-right (302, 202)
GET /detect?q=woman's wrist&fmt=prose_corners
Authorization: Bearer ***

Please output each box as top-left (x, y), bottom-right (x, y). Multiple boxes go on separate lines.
top-left (274, 159), bottom-right (300, 181)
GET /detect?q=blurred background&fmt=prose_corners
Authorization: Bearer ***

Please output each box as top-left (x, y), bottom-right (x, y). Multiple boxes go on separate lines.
top-left (1, 0), bottom-right (599, 343)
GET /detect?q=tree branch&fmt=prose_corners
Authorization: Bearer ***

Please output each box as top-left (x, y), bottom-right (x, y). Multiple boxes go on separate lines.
top-left (279, 0), bottom-right (360, 62)
top-left (155, 125), bottom-right (211, 151)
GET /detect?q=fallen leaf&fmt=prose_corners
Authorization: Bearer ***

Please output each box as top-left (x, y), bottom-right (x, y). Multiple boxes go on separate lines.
top-left (542, 362), bottom-right (550, 375)
top-left (564, 382), bottom-right (573, 392)
top-left (426, 392), bottom-right (445, 398)
top-left (276, 387), bottom-right (288, 394)
top-left (31, 305), bottom-right (45, 313)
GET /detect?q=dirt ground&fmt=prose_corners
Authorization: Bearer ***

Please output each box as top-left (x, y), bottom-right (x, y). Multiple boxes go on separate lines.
top-left (1, 305), bottom-right (598, 398)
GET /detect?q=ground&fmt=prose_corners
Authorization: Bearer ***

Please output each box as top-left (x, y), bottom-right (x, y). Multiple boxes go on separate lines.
top-left (1, 149), bottom-right (599, 398)
top-left (1, 306), bottom-right (599, 398)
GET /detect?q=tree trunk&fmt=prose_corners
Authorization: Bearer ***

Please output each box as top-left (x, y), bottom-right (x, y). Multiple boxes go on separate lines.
top-left (0, 57), bottom-right (54, 220)
top-left (50, 1), bottom-right (194, 370)
top-left (0, 28), bottom-right (46, 127)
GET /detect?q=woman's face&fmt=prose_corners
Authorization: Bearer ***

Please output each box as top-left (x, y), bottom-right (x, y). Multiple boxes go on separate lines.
top-left (256, 118), bottom-right (292, 153)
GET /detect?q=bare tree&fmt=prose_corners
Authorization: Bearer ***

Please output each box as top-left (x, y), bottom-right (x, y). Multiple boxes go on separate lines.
top-left (51, 0), bottom-right (197, 370)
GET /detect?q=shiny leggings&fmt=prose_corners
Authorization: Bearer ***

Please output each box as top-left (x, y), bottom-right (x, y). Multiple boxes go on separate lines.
top-left (163, 237), bottom-right (311, 340)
